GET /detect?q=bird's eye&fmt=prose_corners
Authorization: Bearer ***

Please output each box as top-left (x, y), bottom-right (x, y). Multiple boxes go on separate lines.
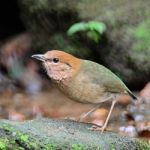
top-left (52, 58), bottom-right (59, 63)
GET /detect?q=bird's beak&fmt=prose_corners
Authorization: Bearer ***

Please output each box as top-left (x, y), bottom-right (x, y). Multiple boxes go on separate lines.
top-left (31, 54), bottom-right (45, 61)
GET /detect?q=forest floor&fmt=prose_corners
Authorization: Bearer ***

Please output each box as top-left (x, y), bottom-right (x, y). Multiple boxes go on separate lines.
top-left (0, 85), bottom-right (150, 144)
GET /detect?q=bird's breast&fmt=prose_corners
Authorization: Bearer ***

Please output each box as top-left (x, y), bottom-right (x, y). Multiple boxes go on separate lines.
top-left (58, 70), bottom-right (107, 104)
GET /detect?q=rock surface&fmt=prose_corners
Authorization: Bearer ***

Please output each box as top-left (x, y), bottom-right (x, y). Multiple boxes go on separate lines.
top-left (0, 118), bottom-right (149, 149)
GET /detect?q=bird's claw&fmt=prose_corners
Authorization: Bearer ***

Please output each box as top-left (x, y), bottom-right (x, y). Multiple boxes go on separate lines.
top-left (88, 125), bottom-right (106, 133)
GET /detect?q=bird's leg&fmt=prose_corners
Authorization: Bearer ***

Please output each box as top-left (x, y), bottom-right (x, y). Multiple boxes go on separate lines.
top-left (100, 99), bottom-right (117, 133)
top-left (79, 104), bottom-right (101, 121)
top-left (90, 99), bottom-right (117, 133)
top-left (79, 96), bottom-right (114, 122)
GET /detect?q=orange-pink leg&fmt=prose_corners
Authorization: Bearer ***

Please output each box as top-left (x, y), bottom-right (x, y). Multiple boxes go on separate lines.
top-left (90, 99), bottom-right (117, 133)
top-left (100, 99), bottom-right (117, 133)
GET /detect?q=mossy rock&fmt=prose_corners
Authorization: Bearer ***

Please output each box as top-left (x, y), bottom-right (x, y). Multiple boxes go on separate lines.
top-left (0, 118), bottom-right (149, 150)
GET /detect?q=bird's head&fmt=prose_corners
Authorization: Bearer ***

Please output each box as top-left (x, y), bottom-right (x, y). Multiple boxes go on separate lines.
top-left (32, 50), bottom-right (81, 82)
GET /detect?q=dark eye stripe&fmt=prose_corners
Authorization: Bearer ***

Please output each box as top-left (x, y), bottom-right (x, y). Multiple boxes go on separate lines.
top-left (45, 58), bottom-right (51, 61)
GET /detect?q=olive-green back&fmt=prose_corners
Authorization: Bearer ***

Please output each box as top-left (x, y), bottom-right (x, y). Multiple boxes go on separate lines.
top-left (80, 60), bottom-right (129, 94)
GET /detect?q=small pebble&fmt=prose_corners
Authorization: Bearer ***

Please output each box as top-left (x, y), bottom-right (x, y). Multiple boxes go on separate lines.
top-left (119, 125), bottom-right (137, 137)
top-left (134, 114), bottom-right (145, 122)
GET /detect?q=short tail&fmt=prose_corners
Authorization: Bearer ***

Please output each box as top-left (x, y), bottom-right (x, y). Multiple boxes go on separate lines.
top-left (127, 90), bottom-right (138, 100)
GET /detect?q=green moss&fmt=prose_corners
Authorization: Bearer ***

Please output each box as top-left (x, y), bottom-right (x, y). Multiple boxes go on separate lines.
top-left (0, 139), bottom-right (8, 150)
top-left (136, 139), bottom-right (150, 150)
top-left (0, 122), bottom-right (58, 149)
top-left (110, 143), bottom-right (116, 150)
top-left (16, 133), bottom-right (38, 149)
top-left (71, 144), bottom-right (85, 150)
top-left (18, 134), bottom-right (29, 143)
top-left (0, 123), bottom-right (14, 132)
top-left (43, 144), bottom-right (57, 150)
top-left (0, 123), bottom-right (38, 149)
top-left (28, 142), bottom-right (37, 148)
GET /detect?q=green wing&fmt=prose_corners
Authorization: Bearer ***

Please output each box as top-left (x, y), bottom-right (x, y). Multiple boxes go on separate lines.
top-left (82, 60), bottom-right (129, 94)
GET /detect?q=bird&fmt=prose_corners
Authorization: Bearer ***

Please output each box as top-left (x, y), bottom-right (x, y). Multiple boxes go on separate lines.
top-left (32, 50), bottom-right (137, 132)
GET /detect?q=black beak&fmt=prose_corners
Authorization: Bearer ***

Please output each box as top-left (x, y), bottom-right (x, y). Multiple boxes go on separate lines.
top-left (31, 54), bottom-right (45, 61)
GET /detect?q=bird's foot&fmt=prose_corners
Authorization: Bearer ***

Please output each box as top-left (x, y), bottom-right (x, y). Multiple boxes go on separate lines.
top-left (88, 125), bottom-right (106, 133)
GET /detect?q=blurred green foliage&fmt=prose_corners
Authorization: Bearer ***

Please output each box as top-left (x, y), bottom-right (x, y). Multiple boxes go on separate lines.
top-left (67, 21), bottom-right (106, 43)
top-left (130, 19), bottom-right (150, 51)
top-left (50, 34), bottom-right (91, 57)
